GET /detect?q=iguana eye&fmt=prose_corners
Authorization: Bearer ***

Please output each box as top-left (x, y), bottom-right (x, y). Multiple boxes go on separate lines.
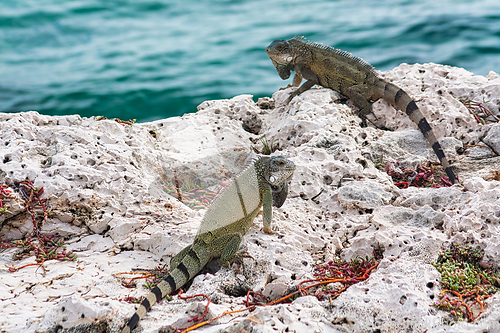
top-left (269, 175), bottom-right (276, 183)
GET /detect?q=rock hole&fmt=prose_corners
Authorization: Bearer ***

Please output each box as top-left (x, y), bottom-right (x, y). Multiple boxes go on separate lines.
top-left (71, 154), bottom-right (78, 159)
top-left (399, 295), bottom-right (407, 305)
top-left (332, 317), bottom-right (350, 325)
top-left (426, 282), bottom-right (434, 288)
top-left (81, 313), bottom-right (85, 319)
top-left (357, 159), bottom-right (367, 168)
top-left (61, 306), bottom-right (65, 312)
top-left (275, 260), bottom-right (280, 266)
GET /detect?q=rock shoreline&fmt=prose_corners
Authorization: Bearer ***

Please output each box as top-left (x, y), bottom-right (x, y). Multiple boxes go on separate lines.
top-left (1, 63), bottom-right (500, 333)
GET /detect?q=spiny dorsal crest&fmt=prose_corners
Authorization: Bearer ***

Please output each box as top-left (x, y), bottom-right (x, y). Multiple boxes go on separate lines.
top-left (291, 36), bottom-right (376, 73)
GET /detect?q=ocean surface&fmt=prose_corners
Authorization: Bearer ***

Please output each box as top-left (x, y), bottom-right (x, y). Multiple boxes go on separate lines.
top-left (1, 0), bottom-right (500, 123)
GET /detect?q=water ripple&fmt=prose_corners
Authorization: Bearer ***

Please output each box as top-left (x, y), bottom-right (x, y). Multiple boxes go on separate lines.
top-left (1, 0), bottom-right (499, 121)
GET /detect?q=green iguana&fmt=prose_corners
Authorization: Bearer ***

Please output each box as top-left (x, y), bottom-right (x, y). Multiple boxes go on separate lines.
top-left (121, 155), bottom-right (296, 333)
top-left (266, 36), bottom-right (457, 184)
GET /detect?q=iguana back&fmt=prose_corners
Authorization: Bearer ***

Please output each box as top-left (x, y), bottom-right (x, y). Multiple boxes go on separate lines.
top-left (121, 155), bottom-right (295, 333)
top-left (266, 36), bottom-right (457, 184)
top-left (197, 164), bottom-right (261, 237)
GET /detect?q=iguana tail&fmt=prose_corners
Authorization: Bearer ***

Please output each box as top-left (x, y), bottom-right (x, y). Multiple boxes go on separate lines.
top-left (380, 81), bottom-right (457, 184)
top-left (121, 245), bottom-right (211, 333)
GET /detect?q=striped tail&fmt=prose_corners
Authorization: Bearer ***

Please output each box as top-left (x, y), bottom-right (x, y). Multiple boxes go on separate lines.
top-left (121, 246), bottom-right (210, 333)
top-left (381, 81), bottom-right (457, 184)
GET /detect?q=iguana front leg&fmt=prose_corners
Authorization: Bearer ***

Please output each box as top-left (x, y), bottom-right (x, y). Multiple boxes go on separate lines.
top-left (286, 66), bottom-right (319, 104)
top-left (262, 187), bottom-right (274, 234)
top-left (292, 72), bottom-right (303, 87)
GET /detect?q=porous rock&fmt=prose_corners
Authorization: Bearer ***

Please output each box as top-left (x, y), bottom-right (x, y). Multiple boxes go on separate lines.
top-left (1, 63), bottom-right (500, 333)
top-left (483, 123), bottom-right (500, 155)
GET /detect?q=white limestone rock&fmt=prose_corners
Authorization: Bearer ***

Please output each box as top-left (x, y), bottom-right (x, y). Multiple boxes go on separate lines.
top-left (483, 123), bottom-right (500, 155)
top-left (1, 63), bottom-right (500, 333)
top-left (327, 259), bottom-right (442, 332)
top-left (337, 181), bottom-right (395, 210)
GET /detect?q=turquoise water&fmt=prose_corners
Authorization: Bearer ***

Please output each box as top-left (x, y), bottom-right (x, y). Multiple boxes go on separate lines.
top-left (1, 0), bottom-right (500, 123)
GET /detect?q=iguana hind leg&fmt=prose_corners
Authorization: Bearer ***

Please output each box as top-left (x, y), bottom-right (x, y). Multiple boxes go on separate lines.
top-left (217, 233), bottom-right (243, 263)
top-left (344, 84), bottom-right (377, 127)
top-left (169, 244), bottom-right (192, 271)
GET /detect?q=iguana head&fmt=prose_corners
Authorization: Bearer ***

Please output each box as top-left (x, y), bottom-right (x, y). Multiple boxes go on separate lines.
top-left (266, 39), bottom-right (294, 80)
top-left (267, 156), bottom-right (295, 184)
top-left (265, 156), bottom-right (296, 208)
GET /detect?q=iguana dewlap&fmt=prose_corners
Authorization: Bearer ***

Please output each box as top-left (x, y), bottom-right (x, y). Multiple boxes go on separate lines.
top-left (266, 36), bottom-right (457, 184)
top-left (121, 155), bottom-right (295, 333)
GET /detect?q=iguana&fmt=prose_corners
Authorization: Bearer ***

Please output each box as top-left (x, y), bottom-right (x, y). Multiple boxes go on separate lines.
top-left (266, 36), bottom-right (457, 184)
top-left (121, 155), bottom-right (296, 333)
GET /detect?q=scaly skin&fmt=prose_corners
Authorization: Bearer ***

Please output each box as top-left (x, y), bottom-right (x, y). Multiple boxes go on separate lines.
top-left (266, 36), bottom-right (457, 184)
top-left (121, 156), bottom-right (295, 333)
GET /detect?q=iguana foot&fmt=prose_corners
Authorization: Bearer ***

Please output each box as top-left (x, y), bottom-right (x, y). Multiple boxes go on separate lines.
top-left (222, 252), bottom-right (254, 268)
top-left (279, 83), bottom-right (294, 91)
top-left (262, 226), bottom-right (278, 234)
